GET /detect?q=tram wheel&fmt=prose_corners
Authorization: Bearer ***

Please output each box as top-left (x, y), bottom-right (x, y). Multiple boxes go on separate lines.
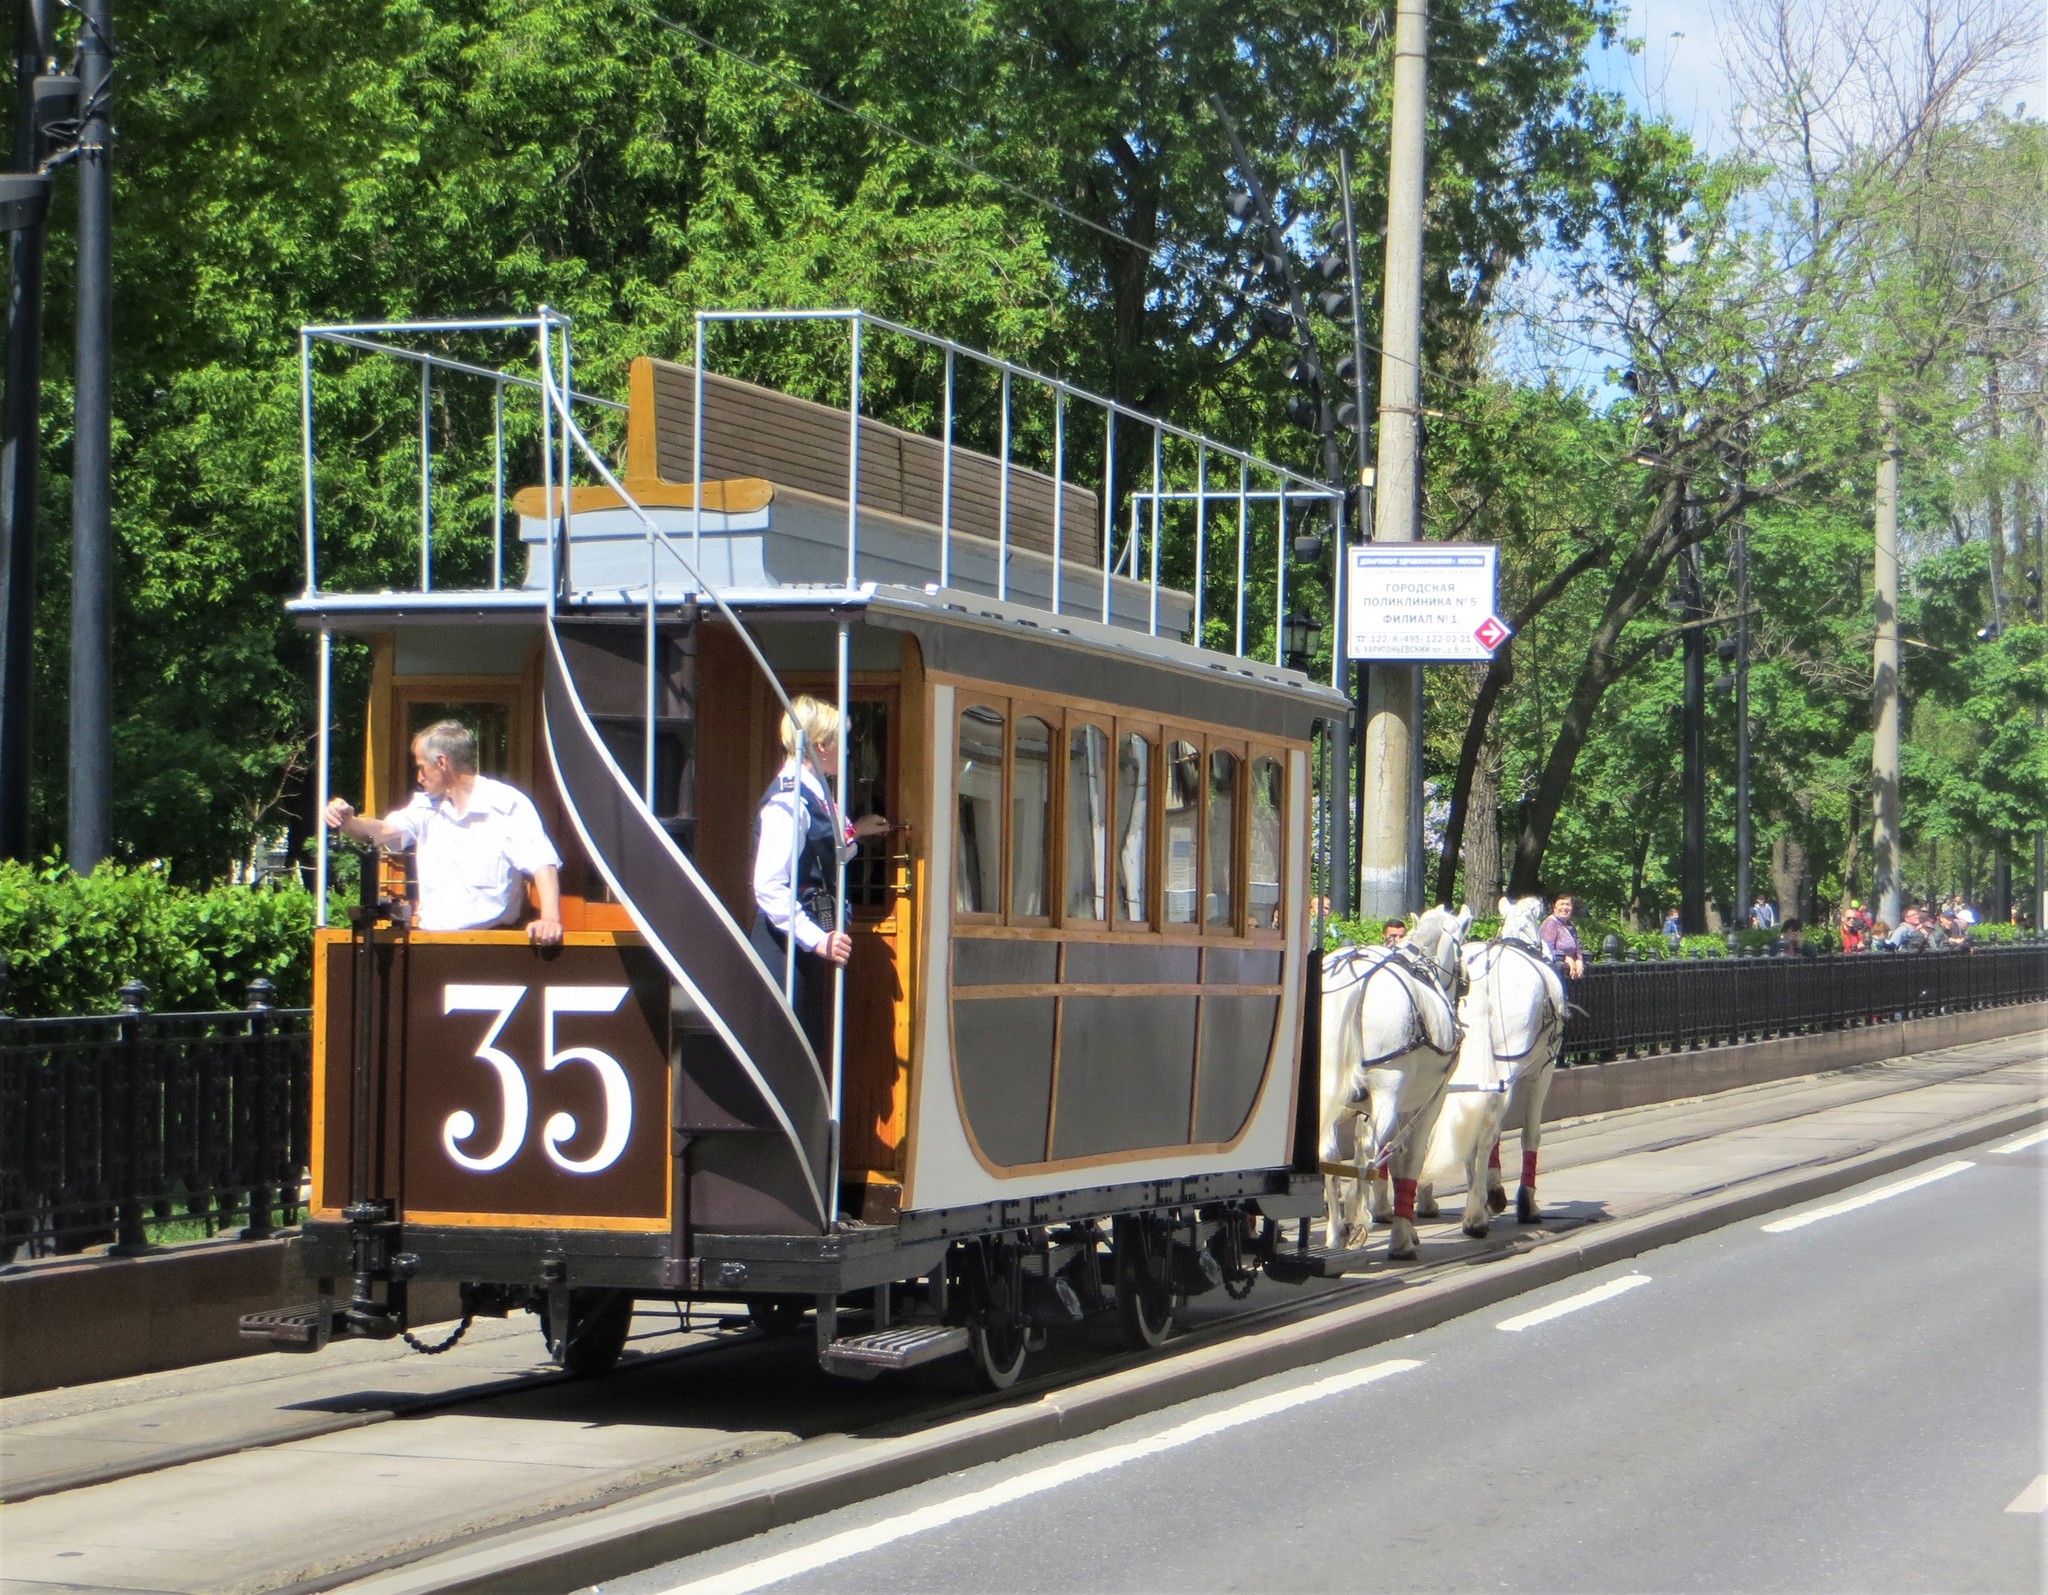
top-left (745, 1296), bottom-right (807, 1337)
top-left (540, 1287), bottom-right (634, 1376)
top-left (970, 1317), bottom-right (1030, 1389)
top-left (1113, 1214), bottom-right (1176, 1349)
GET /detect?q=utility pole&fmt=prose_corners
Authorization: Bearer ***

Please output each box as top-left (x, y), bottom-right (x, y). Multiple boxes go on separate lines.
top-left (1871, 393), bottom-right (1902, 926)
top-left (1733, 509), bottom-right (1751, 927)
top-left (1360, 0), bottom-right (1427, 917)
top-left (1336, 145), bottom-right (1374, 918)
top-left (1678, 530), bottom-right (1707, 932)
top-left (1, 2), bottom-right (50, 862)
top-left (67, 0), bottom-right (111, 869)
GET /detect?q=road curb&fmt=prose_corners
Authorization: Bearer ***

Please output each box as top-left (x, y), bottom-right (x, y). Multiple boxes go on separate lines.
top-left (337, 1097), bottom-right (2046, 1595)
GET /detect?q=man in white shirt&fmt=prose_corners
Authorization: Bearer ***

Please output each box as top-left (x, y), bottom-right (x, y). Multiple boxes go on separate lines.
top-left (324, 720), bottom-right (564, 944)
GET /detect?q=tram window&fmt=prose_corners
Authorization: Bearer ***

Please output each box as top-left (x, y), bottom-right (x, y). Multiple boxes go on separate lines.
top-left (1249, 756), bottom-right (1283, 931)
top-left (1163, 739), bottom-right (1201, 926)
top-left (956, 705), bottom-right (1005, 915)
top-left (1114, 731), bottom-right (1150, 924)
top-left (1011, 716), bottom-right (1053, 919)
top-left (1206, 748), bottom-right (1238, 931)
top-left (1065, 723), bottom-right (1109, 922)
top-left (404, 699), bottom-right (511, 782)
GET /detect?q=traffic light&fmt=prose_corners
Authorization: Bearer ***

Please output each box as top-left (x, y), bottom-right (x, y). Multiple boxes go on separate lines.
top-left (1283, 350), bottom-right (1321, 386)
top-left (1286, 394), bottom-right (1320, 428)
top-left (1253, 304), bottom-right (1293, 338)
top-left (1316, 289), bottom-right (1354, 323)
top-left (1226, 190), bottom-right (1257, 223)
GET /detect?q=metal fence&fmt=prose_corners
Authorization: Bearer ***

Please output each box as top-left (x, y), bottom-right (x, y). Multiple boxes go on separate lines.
top-left (1563, 941), bottom-right (2048, 1064)
top-left (0, 980), bottom-right (312, 1260)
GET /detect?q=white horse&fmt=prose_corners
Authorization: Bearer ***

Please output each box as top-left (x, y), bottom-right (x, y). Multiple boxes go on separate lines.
top-left (1417, 896), bottom-right (1567, 1235)
top-left (1320, 904), bottom-right (1471, 1260)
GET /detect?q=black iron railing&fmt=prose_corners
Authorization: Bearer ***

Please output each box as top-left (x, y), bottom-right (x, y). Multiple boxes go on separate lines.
top-left (1564, 941), bottom-right (2048, 1063)
top-left (0, 979), bottom-right (312, 1260)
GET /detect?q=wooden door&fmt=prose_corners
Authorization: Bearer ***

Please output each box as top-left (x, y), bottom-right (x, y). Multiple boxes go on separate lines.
top-left (838, 691), bottom-right (912, 1202)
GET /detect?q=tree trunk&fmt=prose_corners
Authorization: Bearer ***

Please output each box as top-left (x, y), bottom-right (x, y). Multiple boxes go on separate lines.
top-left (1508, 486), bottom-right (1691, 895)
top-left (1465, 727), bottom-right (1503, 912)
top-left (1433, 541), bottom-right (1609, 906)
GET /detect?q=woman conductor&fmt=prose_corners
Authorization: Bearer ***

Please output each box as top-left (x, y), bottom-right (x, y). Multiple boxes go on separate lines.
top-left (750, 695), bottom-right (889, 1053)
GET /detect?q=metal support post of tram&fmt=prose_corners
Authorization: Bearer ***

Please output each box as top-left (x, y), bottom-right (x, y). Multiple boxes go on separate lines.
top-left (1359, 0), bottom-right (1428, 918)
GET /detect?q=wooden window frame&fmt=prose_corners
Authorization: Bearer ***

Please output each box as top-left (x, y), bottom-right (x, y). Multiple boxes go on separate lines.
top-left (1244, 747), bottom-right (1288, 943)
top-left (1007, 703), bottom-right (1060, 928)
top-left (1157, 729), bottom-right (1207, 940)
top-left (953, 699), bottom-right (1008, 925)
top-left (1202, 737), bottom-right (1248, 940)
top-left (1112, 718), bottom-right (1160, 934)
top-left (1059, 714), bottom-right (1114, 930)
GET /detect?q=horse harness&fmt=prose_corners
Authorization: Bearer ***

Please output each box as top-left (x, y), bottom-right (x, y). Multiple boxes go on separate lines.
top-left (1465, 936), bottom-right (1566, 1088)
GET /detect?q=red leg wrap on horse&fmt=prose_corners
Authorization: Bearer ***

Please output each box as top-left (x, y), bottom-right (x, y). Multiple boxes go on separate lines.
top-left (1393, 1177), bottom-right (1417, 1219)
top-left (1521, 1148), bottom-right (1539, 1189)
top-left (1487, 1140), bottom-right (1503, 1171)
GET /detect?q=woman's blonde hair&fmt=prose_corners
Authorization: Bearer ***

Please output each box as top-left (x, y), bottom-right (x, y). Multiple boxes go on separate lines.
top-left (779, 694), bottom-right (841, 755)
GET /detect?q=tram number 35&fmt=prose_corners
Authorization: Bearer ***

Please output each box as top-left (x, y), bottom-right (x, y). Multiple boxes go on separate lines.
top-left (441, 984), bottom-right (635, 1176)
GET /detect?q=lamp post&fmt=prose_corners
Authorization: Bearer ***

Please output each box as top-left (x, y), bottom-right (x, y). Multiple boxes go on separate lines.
top-left (1281, 609), bottom-right (1323, 673)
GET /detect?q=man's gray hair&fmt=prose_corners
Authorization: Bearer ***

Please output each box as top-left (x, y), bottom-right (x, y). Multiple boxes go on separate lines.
top-left (413, 720), bottom-right (478, 774)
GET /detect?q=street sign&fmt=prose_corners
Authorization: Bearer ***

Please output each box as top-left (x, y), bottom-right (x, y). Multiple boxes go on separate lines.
top-left (1345, 544), bottom-right (1504, 661)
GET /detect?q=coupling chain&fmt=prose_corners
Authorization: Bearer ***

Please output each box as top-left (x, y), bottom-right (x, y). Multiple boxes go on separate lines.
top-left (402, 1314), bottom-right (475, 1356)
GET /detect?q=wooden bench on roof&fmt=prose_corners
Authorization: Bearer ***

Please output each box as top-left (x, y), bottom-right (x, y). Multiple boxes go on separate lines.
top-left (624, 357), bottom-right (1102, 567)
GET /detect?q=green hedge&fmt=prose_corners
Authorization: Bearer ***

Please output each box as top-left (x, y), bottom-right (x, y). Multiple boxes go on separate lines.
top-left (0, 860), bottom-right (319, 1017)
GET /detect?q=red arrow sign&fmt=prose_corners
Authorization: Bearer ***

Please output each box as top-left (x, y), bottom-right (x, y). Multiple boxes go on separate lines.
top-left (1474, 614), bottom-right (1511, 651)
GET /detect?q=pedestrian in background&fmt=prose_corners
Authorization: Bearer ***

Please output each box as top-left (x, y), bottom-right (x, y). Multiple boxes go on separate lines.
top-left (1539, 894), bottom-right (1585, 980)
top-left (1750, 894), bottom-right (1776, 930)
top-left (1775, 918), bottom-right (1818, 958)
top-left (1840, 899), bottom-right (1871, 953)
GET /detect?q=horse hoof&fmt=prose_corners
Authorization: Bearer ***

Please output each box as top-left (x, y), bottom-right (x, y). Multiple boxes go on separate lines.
top-left (1462, 1218), bottom-right (1490, 1239)
top-left (1416, 1195), bottom-right (1441, 1219)
top-left (1386, 1239), bottom-right (1419, 1261)
top-left (1343, 1225), bottom-right (1372, 1251)
top-left (1487, 1187), bottom-right (1509, 1215)
top-left (1516, 1190), bottom-right (1541, 1225)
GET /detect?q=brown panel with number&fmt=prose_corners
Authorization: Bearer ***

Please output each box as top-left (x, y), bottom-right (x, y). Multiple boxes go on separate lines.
top-left (312, 930), bottom-right (672, 1231)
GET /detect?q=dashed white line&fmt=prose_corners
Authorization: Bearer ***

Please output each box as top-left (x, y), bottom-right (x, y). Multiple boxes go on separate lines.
top-left (1988, 1122), bottom-right (2048, 1155)
top-left (652, 1357), bottom-right (1423, 1595)
top-left (1760, 1160), bottom-right (1976, 1233)
top-left (2006, 1476), bottom-right (2047, 1514)
top-left (1496, 1273), bottom-right (1650, 1332)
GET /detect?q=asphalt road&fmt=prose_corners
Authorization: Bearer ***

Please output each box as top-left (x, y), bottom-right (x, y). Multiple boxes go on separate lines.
top-left (599, 1126), bottom-right (2048, 1595)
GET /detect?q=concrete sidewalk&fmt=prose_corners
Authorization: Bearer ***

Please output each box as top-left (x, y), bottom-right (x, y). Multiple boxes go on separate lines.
top-left (0, 1031), bottom-right (2040, 1595)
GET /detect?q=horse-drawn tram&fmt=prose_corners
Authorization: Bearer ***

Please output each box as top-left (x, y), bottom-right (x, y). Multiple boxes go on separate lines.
top-left (243, 309), bottom-right (1358, 1388)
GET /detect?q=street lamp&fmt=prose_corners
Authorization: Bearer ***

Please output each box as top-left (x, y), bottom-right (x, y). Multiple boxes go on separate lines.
top-left (1281, 610), bottom-right (1323, 672)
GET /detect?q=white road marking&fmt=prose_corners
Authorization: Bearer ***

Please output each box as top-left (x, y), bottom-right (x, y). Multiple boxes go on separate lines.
top-left (2006, 1475), bottom-right (2047, 1514)
top-left (1496, 1273), bottom-right (1650, 1332)
top-left (1760, 1160), bottom-right (1975, 1233)
top-left (1988, 1123), bottom-right (2048, 1155)
top-left (651, 1358), bottom-right (1422, 1595)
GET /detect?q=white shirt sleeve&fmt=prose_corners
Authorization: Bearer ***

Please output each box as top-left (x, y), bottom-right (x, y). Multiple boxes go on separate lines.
top-left (382, 795), bottom-right (431, 848)
top-left (753, 788), bottom-right (827, 953)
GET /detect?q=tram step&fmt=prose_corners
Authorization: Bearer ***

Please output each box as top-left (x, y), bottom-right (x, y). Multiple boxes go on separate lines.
top-left (819, 1324), bottom-right (971, 1377)
top-left (1262, 1244), bottom-right (1376, 1284)
top-left (239, 1302), bottom-right (334, 1353)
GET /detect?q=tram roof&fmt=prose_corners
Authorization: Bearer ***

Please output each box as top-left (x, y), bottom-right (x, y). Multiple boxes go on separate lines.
top-left (287, 583), bottom-right (1346, 727)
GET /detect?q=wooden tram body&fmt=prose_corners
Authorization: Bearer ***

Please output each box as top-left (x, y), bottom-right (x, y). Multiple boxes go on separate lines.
top-left (253, 314), bottom-right (1350, 1382)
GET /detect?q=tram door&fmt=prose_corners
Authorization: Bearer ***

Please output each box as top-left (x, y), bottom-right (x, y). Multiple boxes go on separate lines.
top-left (836, 691), bottom-right (912, 1216)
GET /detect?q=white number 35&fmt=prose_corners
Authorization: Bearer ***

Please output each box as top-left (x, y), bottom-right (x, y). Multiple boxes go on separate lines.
top-left (439, 984), bottom-right (635, 1176)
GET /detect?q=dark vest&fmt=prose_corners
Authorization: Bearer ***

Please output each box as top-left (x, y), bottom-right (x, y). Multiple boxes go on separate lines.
top-left (752, 770), bottom-right (838, 927)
